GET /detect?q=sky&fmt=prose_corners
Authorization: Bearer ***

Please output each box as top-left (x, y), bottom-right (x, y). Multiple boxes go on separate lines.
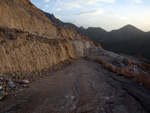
top-left (30, 0), bottom-right (150, 31)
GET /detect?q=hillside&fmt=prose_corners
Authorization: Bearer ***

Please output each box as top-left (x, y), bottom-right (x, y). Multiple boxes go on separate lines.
top-left (0, 0), bottom-right (150, 113)
top-left (103, 25), bottom-right (150, 58)
top-left (0, 0), bottom-right (100, 74)
top-left (0, 0), bottom-right (87, 40)
top-left (44, 13), bottom-right (150, 58)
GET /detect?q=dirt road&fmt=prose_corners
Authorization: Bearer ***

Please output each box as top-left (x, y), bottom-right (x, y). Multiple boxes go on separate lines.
top-left (0, 58), bottom-right (148, 113)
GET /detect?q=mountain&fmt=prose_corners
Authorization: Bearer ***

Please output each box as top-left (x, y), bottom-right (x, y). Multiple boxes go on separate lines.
top-left (43, 13), bottom-right (150, 58)
top-left (0, 1), bottom-right (150, 112)
top-left (44, 12), bottom-right (64, 26)
top-left (103, 25), bottom-right (150, 58)
top-left (43, 12), bottom-right (108, 42)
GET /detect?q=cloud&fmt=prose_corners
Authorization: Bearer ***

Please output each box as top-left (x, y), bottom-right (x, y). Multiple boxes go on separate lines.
top-left (56, 1), bottom-right (81, 10)
top-left (45, 5), bottom-right (49, 8)
top-left (133, 0), bottom-right (142, 3)
top-left (61, 14), bottom-right (130, 31)
top-left (129, 0), bottom-right (143, 6)
top-left (44, 0), bottom-right (50, 2)
top-left (55, 0), bottom-right (115, 10)
top-left (69, 9), bottom-right (104, 16)
top-left (80, 0), bottom-right (115, 4)
top-left (52, 8), bottom-right (61, 12)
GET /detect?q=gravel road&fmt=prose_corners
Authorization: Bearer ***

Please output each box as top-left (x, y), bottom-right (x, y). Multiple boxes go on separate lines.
top-left (0, 58), bottom-right (149, 113)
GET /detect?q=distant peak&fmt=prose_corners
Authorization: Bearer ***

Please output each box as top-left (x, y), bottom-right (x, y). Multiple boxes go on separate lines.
top-left (119, 24), bottom-right (144, 33)
top-left (88, 27), bottom-right (102, 29)
top-left (51, 14), bottom-right (55, 17)
top-left (123, 24), bottom-right (136, 28)
top-left (87, 27), bottom-right (107, 32)
top-left (80, 26), bottom-right (85, 29)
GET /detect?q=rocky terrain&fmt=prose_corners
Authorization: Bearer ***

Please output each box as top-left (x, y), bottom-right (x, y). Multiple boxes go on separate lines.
top-left (0, 58), bottom-right (150, 113)
top-left (0, 0), bottom-right (150, 113)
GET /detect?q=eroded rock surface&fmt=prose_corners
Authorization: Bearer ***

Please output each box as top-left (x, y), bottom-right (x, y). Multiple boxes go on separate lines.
top-left (0, 27), bottom-right (94, 74)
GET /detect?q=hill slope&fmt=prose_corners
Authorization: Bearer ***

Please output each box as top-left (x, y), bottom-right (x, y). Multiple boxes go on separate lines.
top-left (103, 25), bottom-right (150, 58)
top-left (0, 0), bottom-right (99, 73)
top-left (0, 0), bottom-right (87, 40)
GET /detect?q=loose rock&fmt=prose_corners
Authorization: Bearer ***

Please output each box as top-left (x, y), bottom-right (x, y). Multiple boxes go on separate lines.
top-left (0, 86), bottom-right (3, 91)
top-left (21, 80), bottom-right (30, 84)
top-left (0, 91), bottom-right (7, 101)
top-left (8, 81), bottom-right (16, 88)
top-left (23, 84), bottom-right (29, 88)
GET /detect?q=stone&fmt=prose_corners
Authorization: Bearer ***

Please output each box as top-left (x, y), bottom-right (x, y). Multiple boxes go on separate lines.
top-left (23, 84), bottom-right (29, 88)
top-left (139, 83), bottom-right (143, 86)
top-left (8, 81), bottom-right (16, 88)
top-left (133, 67), bottom-right (138, 72)
top-left (0, 91), bottom-right (7, 101)
top-left (0, 77), bottom-right (3, 80)
top-left (70, 96), bottom-right (75, 100)
top-left (21, 80), bottom-right (30, 84)
top-left (0, 86), bottom-right (3, 91)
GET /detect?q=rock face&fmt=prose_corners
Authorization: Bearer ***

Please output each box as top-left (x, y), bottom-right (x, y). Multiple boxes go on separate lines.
top-left (0, 27), bottom-right (94, 73)
top-left (0, 0), bottom-right (83, 39)
top-left (0, 0), bottom-right (100, 74)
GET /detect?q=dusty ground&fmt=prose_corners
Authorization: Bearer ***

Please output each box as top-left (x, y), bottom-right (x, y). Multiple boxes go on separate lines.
top-left (0, 58), bottom-right (149, 113)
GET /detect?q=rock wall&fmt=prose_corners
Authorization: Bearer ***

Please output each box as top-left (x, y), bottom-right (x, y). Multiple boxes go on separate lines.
top-left (0, 0), bottom-right (100, 74)
top-left (0, 0), bottom-right (82, 39)
top-left (0, 27), bottom-right (92, 73)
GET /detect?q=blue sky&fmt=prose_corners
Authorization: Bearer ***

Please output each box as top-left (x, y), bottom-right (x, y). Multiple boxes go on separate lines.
top-left (30, 0), bottom-right (150, 31)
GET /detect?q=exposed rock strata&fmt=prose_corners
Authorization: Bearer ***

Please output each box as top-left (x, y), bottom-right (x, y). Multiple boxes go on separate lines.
top-left (0, 27), bottom-right (94, 73)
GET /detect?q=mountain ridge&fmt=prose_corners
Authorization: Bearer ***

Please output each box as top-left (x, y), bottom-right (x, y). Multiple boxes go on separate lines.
top-left (43, 12), bottom-right (150, 58)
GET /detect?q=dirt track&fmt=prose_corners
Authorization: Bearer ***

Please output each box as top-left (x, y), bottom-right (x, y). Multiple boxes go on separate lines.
top-left (0, 58), bottom-right (148, 113)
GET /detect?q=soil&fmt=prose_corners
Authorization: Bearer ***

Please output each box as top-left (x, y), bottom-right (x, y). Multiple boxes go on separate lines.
top-left (0, 58), bottom-right (149, 113)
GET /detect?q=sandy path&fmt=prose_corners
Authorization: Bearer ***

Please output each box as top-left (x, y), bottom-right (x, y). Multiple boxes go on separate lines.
top-left (0, 58), bottom-right (147, 113)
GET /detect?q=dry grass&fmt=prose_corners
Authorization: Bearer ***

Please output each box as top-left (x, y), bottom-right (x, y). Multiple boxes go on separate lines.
top-left (133, 71), bottom-right (150, 89)
top-left (124, 57), bottom-right (133, 68)
top-left (94, 58), bottom-right (105, 64)
top-left (139, 63), bottom-right (150, 71)
top-left (93, 41), bottom-right (103, 48)
top-left (94, 57), bottom-right (150, 89)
